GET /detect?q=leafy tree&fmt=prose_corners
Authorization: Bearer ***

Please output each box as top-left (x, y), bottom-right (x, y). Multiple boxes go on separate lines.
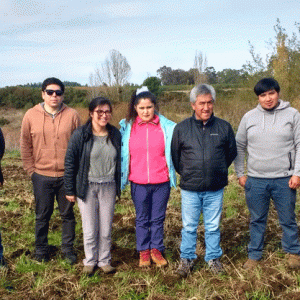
top-left (157, 66), bottom-right (173, 85)
top-left (143, 77), bottom-right (161, 96)
top-left (243, 19), bottom-right (300, 101)
top-left (205, 67), bottom-right (218, 84)
top-left (217, 68), bottom-right (245, 85)
top-left (157, 66), bottom-right (194, 85)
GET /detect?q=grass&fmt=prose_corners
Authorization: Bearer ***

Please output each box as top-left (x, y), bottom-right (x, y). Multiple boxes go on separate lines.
top-left (1, 153), bottom-right (300, 299)
top-left (2, 90), bottom-right (300, 299)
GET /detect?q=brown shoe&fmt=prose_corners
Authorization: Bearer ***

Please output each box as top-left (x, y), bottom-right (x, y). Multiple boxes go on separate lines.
top-left (150, 248), bottom-right (167, 267)
top-left (243, 258), bottom-right (259, 270)
top-left (139, 249), bottom-right (151, 267)
top-left (287, 254), bottom-right (300, 269)
top-left (101, 265), bottom-right (116, 274)
top-left (83, 265), bottom-right (95, 275)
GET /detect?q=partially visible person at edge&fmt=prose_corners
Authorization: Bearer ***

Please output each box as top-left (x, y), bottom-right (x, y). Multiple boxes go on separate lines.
top-left (0, 127), bottom-right (6, 268)
top-left (171, 84), bottom-right (237, 277)
top-left (119, 87), bottom-right (176, 267)
top-left (234, 77), bottom-right (300, 270)
top-left (64, 97), bottom-right (121, 276)
top-left (20, 77), bottom-right (80, 264)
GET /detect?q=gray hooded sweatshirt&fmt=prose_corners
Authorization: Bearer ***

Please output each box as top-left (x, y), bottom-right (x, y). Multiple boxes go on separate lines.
top-left (234, 99), bottom-right (300, 179)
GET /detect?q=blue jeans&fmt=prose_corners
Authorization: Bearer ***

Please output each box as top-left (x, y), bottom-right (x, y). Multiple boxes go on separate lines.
top-left (131, 182), bottom-right (170, 252)
top-left (180, 188), bottom-right (224, 262)
top-left (245, 176), bottom-right (300, 260)
top-left (0, 231), bottom-right (3, 259)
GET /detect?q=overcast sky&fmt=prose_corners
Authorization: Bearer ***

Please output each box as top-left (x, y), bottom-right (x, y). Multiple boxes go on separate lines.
top-left (1, 0), bottom-right (299, 87)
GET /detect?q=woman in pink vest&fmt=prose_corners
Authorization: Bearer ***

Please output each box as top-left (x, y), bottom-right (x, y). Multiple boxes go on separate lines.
top-left (119, 87), bottom-right (176, 267)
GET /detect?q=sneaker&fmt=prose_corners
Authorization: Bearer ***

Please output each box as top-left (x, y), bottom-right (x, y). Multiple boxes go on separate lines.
top-left (150, 249), bottom-right (168, 267)
top-left (63, 250), bottom-right (77, 265)
top-left (176, 258), bottom-right (195, 278)
top-left (243, 258), bottom-right (259, 270)
top-left (208, 258), bottom-right (224, 275)
top-left (100, 265), bottom-right (116, 274)
top-left (34, 253), bottom-right (50, 263)
top-left (287, 254), bottom-right (300, 269)
top-left (139, 249), bottom-right (151, 267)
top-left (0, 256), bottom-right (6, 268)
top-left (83, 265), bottom-right (95, 275)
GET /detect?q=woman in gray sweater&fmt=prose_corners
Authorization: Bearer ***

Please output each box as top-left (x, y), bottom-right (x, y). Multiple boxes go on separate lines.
top-left (64, 97), bottom-right (121, 275)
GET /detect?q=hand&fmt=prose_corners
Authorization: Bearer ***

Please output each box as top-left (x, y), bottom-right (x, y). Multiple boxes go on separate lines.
top-left (238, 176), bottom-right (247, 188)
top-left (289, 175), bottom-right (300, 189)
top-left (66, 195), bottom-right (76, 202)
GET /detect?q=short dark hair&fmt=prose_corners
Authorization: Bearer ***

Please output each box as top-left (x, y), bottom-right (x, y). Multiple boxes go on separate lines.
top-left (126, 90), bottom-right (158, 122)
top-left (42, 77), bottom-right (65, 93)
top-left (254, 78), bottom-right (280, 96)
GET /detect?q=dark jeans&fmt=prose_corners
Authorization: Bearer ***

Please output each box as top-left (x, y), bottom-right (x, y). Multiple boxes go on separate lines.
top-left (245, 176), bottom-right (300, 260)
top-left (131, 181), bottom-right (170, 252)
top-left (0, 231), bottom-right (3, 259)
top-left (32, 173), bottom-right (75, 255)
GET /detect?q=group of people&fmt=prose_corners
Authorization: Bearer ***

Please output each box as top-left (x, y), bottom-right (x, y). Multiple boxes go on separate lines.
top-left (1, 76), bottom-right (300, 278)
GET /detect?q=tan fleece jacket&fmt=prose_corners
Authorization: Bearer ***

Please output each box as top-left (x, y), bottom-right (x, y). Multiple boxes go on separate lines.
top-left (20, 103), bottom-right (80, 177)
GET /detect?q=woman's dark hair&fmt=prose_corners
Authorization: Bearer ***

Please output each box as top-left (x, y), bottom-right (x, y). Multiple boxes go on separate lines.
top-left (126, 90), bottom-right (159, 122)
top-left (87, 97), bottom-right (113, 143)
top-left (254, 78), bottom-right (280, 96)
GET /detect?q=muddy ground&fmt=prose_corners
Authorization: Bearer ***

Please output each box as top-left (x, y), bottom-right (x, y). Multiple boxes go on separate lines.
top-left (1, 161), bottom-right (300, 299)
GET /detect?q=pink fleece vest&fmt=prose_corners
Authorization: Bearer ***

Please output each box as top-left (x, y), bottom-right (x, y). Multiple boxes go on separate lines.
top-left (129, 115), bottom-right (169, 184)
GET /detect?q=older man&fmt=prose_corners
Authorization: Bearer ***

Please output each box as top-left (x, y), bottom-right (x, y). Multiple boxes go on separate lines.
top-left (235, 77), bottom-right (300, 269)
top-left (21, 77), bottom-right (80, 264)
top-left (171, 84), bottom-right (237, 276)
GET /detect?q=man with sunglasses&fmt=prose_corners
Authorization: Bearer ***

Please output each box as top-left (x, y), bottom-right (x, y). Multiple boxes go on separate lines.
top-left (21, 77), bottom-right (80, 264)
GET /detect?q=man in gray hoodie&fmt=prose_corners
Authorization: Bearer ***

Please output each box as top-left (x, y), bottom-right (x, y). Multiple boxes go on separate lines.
top-left (235, 77), bottom-right (300, 270)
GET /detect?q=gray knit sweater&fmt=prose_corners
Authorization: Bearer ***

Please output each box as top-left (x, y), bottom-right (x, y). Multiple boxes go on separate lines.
top-left (234, 99), bottom-right (300, 178)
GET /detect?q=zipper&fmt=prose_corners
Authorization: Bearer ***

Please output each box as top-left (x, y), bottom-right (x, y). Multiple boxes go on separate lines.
top-left (146, 123), bottom-right (150, 183)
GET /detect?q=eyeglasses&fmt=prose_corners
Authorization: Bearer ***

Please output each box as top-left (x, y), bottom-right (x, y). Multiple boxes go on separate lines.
top-left (45, 89), bottom-right (64, 96)
top-left (94, 110), bottom-right (112, 116)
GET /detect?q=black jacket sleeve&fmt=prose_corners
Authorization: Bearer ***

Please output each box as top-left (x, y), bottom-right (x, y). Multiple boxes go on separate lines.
top-left (110, 126), bottom-right (122, 197)
top-left (225, 124), bottom-right (237, 168)
top-left (171, 125), bottom-right (181, 174)
top-left (0, 128), bottom-right (5, 184)
top-left (0, 128), bottom-right (5, 160)
top-left (64, 129), bottom-right (81, 196)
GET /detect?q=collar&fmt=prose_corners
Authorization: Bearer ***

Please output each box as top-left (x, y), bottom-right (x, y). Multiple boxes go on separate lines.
top-left (192, 112), bottom-right (214, 126)
top-left (41, 102), bottom-right (63, 118)
top-left (136, 114), bottom-right (160, 125)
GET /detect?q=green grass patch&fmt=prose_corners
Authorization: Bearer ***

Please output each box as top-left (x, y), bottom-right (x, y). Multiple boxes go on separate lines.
top-left (79, 273), bottom-right (102, 287)
top-left (15, 254), bottom-right (47, 273)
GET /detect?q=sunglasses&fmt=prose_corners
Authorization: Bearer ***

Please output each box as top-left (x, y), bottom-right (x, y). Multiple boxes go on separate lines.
top-left (45, 89), bottom-right (64, 96)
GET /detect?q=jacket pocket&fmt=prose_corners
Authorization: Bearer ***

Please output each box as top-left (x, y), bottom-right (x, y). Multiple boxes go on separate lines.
top-left (244, 178), bottom-right (251, 191)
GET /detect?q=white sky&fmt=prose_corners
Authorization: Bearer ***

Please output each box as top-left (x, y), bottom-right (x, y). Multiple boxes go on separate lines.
top-left (0, 0), bottom-right (299, 87)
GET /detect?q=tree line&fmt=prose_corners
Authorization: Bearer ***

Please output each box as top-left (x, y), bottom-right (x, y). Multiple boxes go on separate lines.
top-left (1, 19), bottom-right (300, 108)
top-left (0, 85), bottom-right (88, 109)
